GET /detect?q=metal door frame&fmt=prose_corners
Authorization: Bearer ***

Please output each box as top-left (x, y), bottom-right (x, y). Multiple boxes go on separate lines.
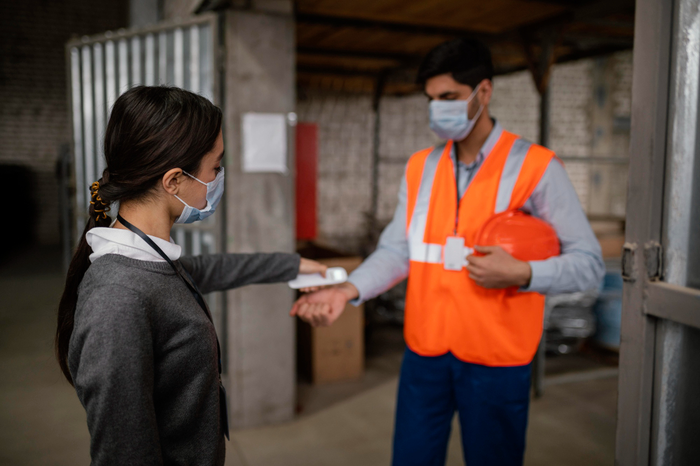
top-left (618, 0), bottom-right (700, 464)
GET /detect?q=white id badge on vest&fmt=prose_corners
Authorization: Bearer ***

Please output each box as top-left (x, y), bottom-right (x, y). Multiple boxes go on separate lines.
top-left (444, 236), bottom-right (465, 271)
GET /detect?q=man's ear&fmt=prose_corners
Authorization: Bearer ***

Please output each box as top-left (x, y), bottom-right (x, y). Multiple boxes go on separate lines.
top-left (479, 79), bottom-right (493, 106)
top-left (162, 168), bottom-right (184, 195)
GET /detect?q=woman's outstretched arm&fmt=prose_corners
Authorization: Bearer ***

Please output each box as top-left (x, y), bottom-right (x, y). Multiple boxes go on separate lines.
top-left (179, 253), bottom-right (302, 294)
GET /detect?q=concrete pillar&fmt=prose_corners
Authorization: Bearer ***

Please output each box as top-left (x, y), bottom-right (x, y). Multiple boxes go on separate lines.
top-left (222, 1), bottom-right (296, 428)
top-left (161, 0), bottom-right (297, 429)
top-left (162, 0), bottom-right (200, 20)
top-left (129, 0), bottom-right (160, 27)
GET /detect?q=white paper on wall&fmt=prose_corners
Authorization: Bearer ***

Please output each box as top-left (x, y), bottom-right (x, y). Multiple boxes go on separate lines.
top-left (242, 112), bottom-right (287, 174)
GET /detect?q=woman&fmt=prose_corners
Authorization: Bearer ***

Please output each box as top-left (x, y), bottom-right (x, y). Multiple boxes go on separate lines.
top-left (55, 86), bottom-right (326, 465)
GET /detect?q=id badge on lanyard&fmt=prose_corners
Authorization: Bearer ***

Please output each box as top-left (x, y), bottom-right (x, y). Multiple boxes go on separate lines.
top-left (444, 236), bottom-right (466, 271)
top-left (444, 152), bottom-right (473, 271)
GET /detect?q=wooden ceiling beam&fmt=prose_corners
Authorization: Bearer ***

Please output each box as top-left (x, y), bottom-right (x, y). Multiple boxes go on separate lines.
top-left (490, 42), bottom-right (633, 77)
top-left (297, 65), bottom-right (389, 78)
top-left (295, 13), bottom-right (496, 42)
top-left (561, 35), bottom-right (634, 48)
top-left (577, 17), bottom-right (635, 30)
top-left (517, 0), bottom-right (634, 34)
top-left (297, 46), bottom-right (421, 64)
top-left (295, 0), bottom-right (636, 91)
top-left (296, 0), bottom-right (634, 42)
top-left (571, 0), bottom-right (635, 23)
top-left (521, 27), bottom-right (561, 95)
top-left (554, 43), bottom-right (634, 65)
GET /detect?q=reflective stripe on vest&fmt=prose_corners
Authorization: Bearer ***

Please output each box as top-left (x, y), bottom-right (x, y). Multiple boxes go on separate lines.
top-left (407, 136), bottom-right (533, 264)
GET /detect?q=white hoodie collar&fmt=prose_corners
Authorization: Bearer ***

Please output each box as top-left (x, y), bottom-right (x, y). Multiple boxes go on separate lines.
top-left (85, 227), bottom-right (182, 263)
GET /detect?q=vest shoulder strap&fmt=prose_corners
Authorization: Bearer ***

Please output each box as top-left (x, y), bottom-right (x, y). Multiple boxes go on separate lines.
top-left (508, 142), bottom-right (556, 210)
top-left (405, 144), bottom-right (448, 230)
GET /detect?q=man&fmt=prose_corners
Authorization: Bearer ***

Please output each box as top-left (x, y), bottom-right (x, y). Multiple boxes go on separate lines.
top-left (291, 38), bottom-right (604, 466)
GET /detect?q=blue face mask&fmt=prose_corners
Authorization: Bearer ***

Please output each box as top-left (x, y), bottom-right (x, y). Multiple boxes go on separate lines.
top-left (429, 84), bottom-right (483, 141)
top-left (174, 167), bottom-right (225, 224)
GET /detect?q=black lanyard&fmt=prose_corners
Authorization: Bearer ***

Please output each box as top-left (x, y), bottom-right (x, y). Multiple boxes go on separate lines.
top-left (116, 215), bottom-right (229, 440)
top-left (453, 148), bottom-right (481, 236)
top-left (454, 150), bottom-right (460, 235)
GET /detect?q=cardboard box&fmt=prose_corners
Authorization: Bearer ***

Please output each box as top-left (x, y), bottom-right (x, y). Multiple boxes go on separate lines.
top-left (597, 233), bottom-right (626, 259)
top-left (591, 220), bottom-right (625, 259)
top-left (297, 257), bottom-right (364, 384)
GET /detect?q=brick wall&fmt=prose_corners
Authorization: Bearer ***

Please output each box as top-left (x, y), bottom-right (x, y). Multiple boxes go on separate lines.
top-left (0, 1), bottom-right (128, 245)
top-left (550, 59), bottom-right (596, 209)
top-left (296, 90), bottom-right (376, 252)
top-left (298, 51), bottom-right (633, 253)
top-left (588, 52), bottom-right (632, 216)
top-left (490, 70), bottom-right (540, 143)
top-left (492, 60), bottom-right (598, 208)
top-left (376, 94), bottom-right (437, 222)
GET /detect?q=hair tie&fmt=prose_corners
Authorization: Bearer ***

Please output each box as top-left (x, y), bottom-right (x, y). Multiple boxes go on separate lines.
top-left (90, 181), bottom-right (110, 220)
top-left (91, 181), bottom-right (100, 198)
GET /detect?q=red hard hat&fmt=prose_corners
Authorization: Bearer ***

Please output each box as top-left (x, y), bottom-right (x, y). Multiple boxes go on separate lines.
top-left (474, 210), bottom-right (560, 261)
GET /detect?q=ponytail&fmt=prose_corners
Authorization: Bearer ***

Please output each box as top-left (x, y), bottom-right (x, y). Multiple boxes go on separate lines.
top-left (55, 178), bottom-right (113, 385)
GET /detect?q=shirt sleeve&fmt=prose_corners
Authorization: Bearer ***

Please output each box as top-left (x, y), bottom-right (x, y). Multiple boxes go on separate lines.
top-left (521, 159), bottom-right (606, 295)
top-left (178, 253), bottom-right (301, 294)
top-left (348, 173), bottom-right (411, 305)
top-left (70, 286), bottom-right (163, 466)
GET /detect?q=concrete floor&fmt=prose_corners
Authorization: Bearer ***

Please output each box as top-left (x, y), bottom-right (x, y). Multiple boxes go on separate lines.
top-left (228, 375), bottom-right (617, 466)
top-left (228, 329), bottom-right (618, 466)
top-left (0, 247), bottom-right (617, 466)
top-left (0, 247), bottom-right (91, 465)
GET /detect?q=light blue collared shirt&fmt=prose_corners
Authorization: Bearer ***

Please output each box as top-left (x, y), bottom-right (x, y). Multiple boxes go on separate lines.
top-left (348, 120), bottom-right (605, 304)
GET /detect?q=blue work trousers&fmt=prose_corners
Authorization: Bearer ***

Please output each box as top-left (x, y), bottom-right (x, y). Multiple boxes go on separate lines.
top-left (392, 348), bottom-right (531, 466)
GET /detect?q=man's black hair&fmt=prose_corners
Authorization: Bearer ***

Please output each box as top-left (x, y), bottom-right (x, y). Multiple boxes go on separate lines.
top-left (416, 38), bottom-right (494, 88)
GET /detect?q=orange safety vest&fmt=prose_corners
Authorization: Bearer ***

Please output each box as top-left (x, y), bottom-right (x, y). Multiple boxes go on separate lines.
top-left (404, 130), bottom-right (555, 367)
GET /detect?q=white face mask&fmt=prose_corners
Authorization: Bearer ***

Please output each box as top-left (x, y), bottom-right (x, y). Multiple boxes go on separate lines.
top-left (429, 84), bottom-right (483, 141)
top-left (174, 168), bottom-right (225, 224)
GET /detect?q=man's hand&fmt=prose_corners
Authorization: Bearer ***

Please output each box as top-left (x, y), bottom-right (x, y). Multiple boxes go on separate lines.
top-left (290, 282), bottom-right (359, 327)
top-left (466, 245), bottom-right (532, 289)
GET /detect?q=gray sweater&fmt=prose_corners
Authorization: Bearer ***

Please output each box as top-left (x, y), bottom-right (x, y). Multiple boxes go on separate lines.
top-left (69, 252), bottom-right (301, 466)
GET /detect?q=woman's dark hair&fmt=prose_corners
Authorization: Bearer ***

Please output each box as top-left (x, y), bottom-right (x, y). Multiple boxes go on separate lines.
top-left (416, 38), bottom-right (494, 88)
top-left (56, 86), bottom-right (222, 384)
